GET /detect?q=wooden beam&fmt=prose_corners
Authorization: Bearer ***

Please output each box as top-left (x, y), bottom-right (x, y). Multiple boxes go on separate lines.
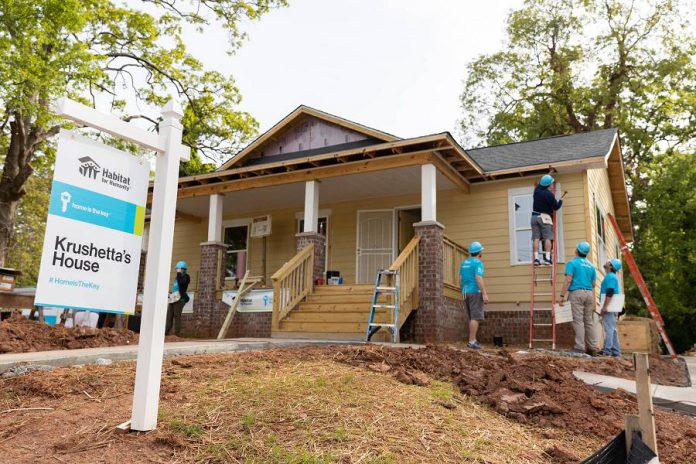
top-left (174, 152), bottom-right (436, 199)
top-left (431, 153), bottom-right (470, 193)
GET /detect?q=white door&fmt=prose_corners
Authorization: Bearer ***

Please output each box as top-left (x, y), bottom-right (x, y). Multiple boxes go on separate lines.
top-left (356, 210), bottom-right (394, 284)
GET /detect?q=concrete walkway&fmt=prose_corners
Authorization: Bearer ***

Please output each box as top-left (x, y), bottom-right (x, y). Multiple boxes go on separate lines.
top-left (573, 356), bottom-right (696, 415)
top-left (0, 338), bottom-right (361, 373)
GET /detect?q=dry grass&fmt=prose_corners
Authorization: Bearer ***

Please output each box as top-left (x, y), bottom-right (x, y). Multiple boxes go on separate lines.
top-left (155, 359), bottom-right (601, 463)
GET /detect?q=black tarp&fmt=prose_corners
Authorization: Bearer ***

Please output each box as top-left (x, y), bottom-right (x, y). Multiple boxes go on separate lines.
top-left (581, 431), bottom-right (658, 464)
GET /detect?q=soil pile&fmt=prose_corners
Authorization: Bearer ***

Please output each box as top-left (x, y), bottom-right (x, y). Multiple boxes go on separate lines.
top-left (0, 315), bottom-right (180, 353)
top-left (334, 344), bottom-right (696, 463)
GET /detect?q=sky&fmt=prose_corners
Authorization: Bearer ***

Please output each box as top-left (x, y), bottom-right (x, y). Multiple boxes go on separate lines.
top-left (181, 0), bottom-right (523, 141)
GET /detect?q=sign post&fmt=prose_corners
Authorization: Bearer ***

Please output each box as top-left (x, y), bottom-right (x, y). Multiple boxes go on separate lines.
top-left (51, 97), bottom-right (189, 432)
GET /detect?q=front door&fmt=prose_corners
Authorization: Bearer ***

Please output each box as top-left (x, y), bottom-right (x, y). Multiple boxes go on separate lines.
top-left (356, 210), bottom-right (394, 284)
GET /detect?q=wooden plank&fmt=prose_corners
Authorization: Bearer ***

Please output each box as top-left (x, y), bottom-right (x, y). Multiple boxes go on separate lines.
top-left (624, 414), bottom-right (641, 455)
top-left (634, 353), bottom-right (658, 457)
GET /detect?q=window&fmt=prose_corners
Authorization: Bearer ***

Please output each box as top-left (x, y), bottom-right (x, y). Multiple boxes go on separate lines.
top-left (595, 199), bottom-right (607, 269)
top-left (224, 225), bottom-right (248, 279)
top-left (508, 186), bottom-right (565, 265)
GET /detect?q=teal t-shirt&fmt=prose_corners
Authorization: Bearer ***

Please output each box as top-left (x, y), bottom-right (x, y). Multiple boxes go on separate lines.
top-left (460, 257), bottom-right (484, 294)
top-left (600, 272), bottom-right (621, 295)
top-left (565, 256), bottom-right (596, 291)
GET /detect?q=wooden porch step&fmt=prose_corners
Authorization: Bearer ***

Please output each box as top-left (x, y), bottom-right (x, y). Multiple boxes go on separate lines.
top-left (287, 312), bottom-right (391, 323)
top-left (305, 294), bottom-right (380, 304)
top-left (276, 320), bottom-right (373, 333)
top-left (297, 302), bottom-right (374, 313)
top-left (312, 284), bottom-right (374, 294)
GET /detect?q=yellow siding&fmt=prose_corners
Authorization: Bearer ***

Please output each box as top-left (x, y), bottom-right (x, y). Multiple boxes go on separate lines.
top-left (586, 167), bottom-right (624, 294)
top-left (166, 171), bottom-right (592, 304)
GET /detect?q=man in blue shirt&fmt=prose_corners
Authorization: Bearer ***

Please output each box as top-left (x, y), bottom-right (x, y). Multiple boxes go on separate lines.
top-left (531, 174), bottom-right (566, 266)
top-left (460, 241), bottom-right (489, 350)
top-left (560, 241), bottom-right (598, 354)
top-left (599, 258), bottom-right (622, 357)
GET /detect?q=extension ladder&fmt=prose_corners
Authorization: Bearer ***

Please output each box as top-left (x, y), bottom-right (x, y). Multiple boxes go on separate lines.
top-left (529, 205), bottom-right (559, 349)
top-left (365, 269), bottom-right (400, 343)
top-left (607, 213), bottom-right (677, 358)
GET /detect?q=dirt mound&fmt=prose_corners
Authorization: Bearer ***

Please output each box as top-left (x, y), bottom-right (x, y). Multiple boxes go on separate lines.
top-left (333, 345), bottom-right (696, 463)
top-left (0, 315), bottom-right (181, 354)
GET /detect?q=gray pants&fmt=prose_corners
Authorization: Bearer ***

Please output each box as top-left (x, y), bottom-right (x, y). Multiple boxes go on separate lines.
top-left (166, 299), bottom-right (186, 336)
top-left (570, 289), bottom-right (598, 352)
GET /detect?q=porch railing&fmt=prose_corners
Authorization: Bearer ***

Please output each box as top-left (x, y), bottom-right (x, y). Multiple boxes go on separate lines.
top-left (271, 244), bottom-right (315, 328)
top-left (388, 235), bottom-right (420, 326)
top-left (443, 235), bottom-right (468, 291)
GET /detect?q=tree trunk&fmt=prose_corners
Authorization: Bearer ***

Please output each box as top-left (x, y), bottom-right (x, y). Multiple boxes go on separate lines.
top-left (0, 198), bottom-right (18, 267)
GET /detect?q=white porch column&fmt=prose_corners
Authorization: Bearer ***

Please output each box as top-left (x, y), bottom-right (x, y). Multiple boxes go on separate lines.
top-left (303, 180), bottom-right (320, 233)
top-left (207, 194), bottom-right (224, 242)
top-left (421, 164), bottom-right (437, 222)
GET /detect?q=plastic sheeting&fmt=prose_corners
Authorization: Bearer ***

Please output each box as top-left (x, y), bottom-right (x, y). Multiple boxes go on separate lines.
top-left (581, 431), bottom-right (658, 464)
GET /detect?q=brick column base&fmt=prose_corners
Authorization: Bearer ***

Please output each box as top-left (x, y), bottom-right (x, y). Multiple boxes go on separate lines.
top-left (295, 232), bottom-right (326, 283)
top-left (413, 221), bottom-right (444, 343)
top-left (190, 241), bottom-right (228, 337)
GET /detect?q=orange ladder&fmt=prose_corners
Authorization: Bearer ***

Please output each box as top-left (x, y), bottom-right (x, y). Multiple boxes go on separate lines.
top-left (607, 213), bottom-right (677, 358)
top-left (529, 201), bottom-right (558, 349)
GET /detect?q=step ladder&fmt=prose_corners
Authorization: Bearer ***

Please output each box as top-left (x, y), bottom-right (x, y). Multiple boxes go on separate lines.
top-left (529, 208), bottom-right (559, 350)
top-left (365, 269), bottom-right (400, 343)
top-left (607, 213), bottom-right (677, 358)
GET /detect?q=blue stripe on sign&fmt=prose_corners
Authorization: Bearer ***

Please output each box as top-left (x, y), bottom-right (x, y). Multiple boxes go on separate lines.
top-left (35, 302), bottom-right (132, 315)
top-left (48, 180), bottom-right (137, 234)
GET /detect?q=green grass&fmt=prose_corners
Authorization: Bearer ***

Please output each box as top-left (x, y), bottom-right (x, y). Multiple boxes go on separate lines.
top-left (168, 418), bottom-right (205, 439)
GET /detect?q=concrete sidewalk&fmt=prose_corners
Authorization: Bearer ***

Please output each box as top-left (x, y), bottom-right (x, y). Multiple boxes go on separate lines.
top-left (0, 338), bottom-right (361, 373)
top-left (573, 356), bottom-right (696, 415)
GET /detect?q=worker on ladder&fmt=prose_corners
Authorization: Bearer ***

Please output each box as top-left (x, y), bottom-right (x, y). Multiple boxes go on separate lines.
top-left (559, 242), bottom-right (598, 355)
top-left (460, 241), bottom-right (488, 350)
top-left (531, 174), bottom-right (565, 266)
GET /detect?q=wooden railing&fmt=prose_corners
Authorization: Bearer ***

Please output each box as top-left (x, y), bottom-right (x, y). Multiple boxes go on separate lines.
top-left (388, 236), bottom-right (420, 326)
top-left (443, 235), bottom-right (468, 290)
top-left (271, 244), bottom-right (315, 328)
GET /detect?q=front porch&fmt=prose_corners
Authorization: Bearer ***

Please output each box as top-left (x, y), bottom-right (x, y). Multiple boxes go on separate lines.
top-left (168, 161), bottom-right (471, 342)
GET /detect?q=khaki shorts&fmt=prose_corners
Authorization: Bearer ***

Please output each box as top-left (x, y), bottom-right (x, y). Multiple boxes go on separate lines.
top-left (531, 215), bottom-right (553, 240)
top-left (464, 292), bottom-right (485, 321)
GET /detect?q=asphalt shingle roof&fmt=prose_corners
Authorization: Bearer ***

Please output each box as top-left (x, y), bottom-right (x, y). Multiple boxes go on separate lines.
top-left (466, 128), bottom-right (618, 172)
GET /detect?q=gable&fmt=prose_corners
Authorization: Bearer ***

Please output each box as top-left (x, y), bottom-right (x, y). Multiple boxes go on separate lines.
top-left (219, 105), bottom-right (399, 170)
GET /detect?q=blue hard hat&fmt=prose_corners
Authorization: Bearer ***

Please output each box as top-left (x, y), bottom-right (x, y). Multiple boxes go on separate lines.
top-left (576, 241), bottom-right (591, 255)
top-left (540, 174), bottom-right (555, 187)
top-left (175, 260), bottom-right (188, 269)
top-left (609, 258), bottom-right (622, 272)
top-left (469, 241), bottom-right (484, 254)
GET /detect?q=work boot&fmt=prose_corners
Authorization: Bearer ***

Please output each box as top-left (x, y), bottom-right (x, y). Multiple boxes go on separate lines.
top-left (534, 258), bottom-right (542, 266)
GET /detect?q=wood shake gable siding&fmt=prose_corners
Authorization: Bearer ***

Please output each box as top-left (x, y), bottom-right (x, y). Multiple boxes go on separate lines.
top-left (165, 172), bottom-right (589, 306)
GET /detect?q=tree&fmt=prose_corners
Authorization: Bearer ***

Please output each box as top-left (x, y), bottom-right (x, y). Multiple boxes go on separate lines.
top-left (459, 0), bottom-right (696, 350)
top-left (0, 0), bottom-right (286, 267)
top-left (629, 153), bottom-right (696, 352)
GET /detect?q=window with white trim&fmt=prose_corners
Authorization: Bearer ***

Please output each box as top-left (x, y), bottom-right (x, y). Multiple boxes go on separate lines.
top-left (595, 199), bottom-right (607, 270)
top-left (223, 224), bottom-right (249, 279)
top-left (508, 186), bottom-right (565, 265)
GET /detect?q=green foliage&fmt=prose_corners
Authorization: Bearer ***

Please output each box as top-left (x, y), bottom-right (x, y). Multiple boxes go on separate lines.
top-left (459, 0), bottom-right (696, 351)
top-left (626, 153), bottom-right (696, 352)
top-left (0, 0), bottom-right (286, 271)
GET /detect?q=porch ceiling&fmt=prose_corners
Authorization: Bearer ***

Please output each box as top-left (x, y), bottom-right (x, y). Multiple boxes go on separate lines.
top-left (175, 165), bottom-right (456, 217)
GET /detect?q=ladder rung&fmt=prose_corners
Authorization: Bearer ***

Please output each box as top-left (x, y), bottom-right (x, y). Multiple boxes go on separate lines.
top-left (533, 323), bottom-right (553, 327)
top-left (532, 339), bottom-right (553, 342)
top-left (373, 304), bottom-right (396, 309)
top-left (534, 278), bottom-right (553, 282)
top-left (369, 323), bottom-right (396, 328)
top-left (375, 286), bottom-right (396, 292)
top-left (533, 292), bottom-right (553, 296)
top-left (532, 307), bottom-right (552, 311)
top-left (378, 270), bottom-right (397, 275)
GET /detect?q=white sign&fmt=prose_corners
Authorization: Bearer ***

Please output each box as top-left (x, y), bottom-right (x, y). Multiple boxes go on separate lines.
top-left (222, 289), bottom-right (273, 312)
top-left (250, 215), bottom-right (272, 237)
top-left (599, 293), bottom-right (625, 313)
top-left (35, 130), bottom-right (150, 315)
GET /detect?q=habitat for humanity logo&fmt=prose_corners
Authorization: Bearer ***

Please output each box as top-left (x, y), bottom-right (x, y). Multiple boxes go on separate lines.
top-left (78, 156), bottom-right (101, 179)
top-left (77, 155), bottom-right (132, 192)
